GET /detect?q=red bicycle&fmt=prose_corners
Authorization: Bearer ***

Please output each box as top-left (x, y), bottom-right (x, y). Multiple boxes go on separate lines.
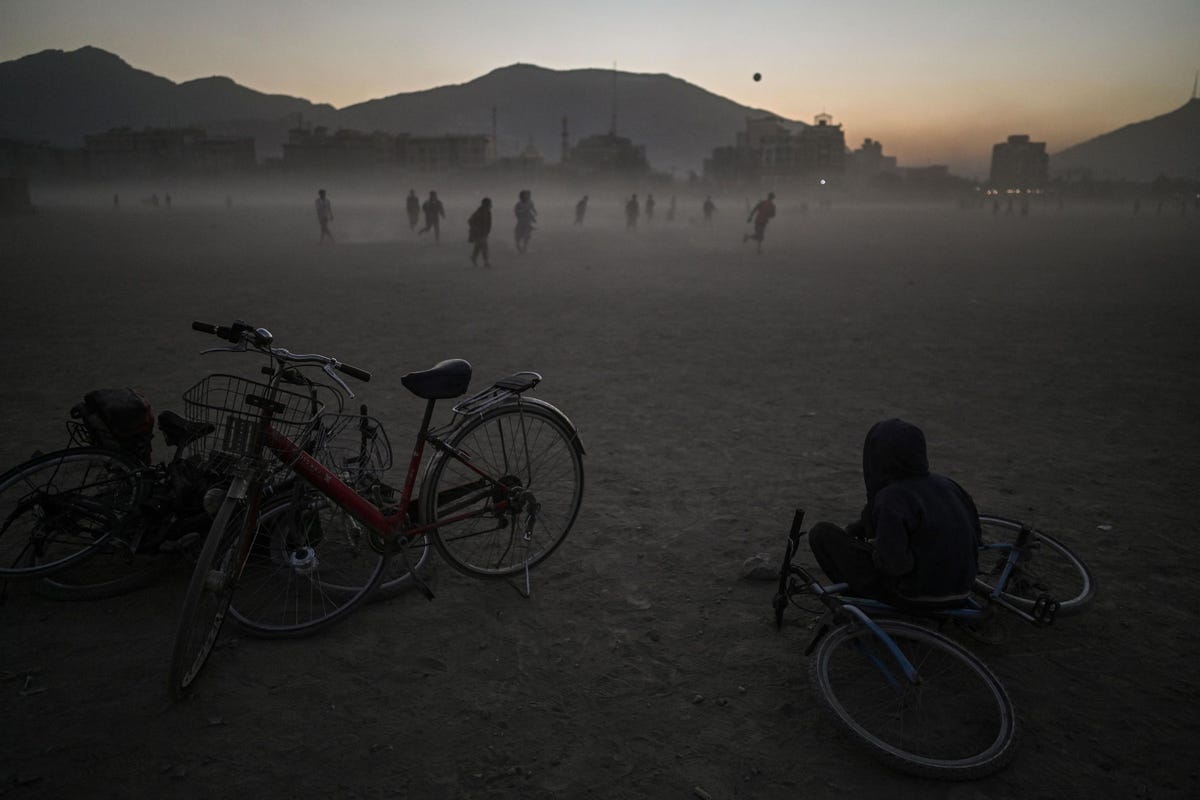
top-left (168, 320), bottom-right (585, 697)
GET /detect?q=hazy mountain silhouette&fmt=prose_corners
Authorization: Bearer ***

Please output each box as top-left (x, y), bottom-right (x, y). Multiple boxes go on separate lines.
top-left (0, 47), bottom-right (332, 151)
top-left (1052, 99), bottom-right (1200, 181)
top-left (0, 48), bottom-right (781, 170)
top-left (335, 63), bottom-right (785, 173)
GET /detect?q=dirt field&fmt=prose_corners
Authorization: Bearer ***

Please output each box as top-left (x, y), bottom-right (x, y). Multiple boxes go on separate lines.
top-left (2, 189), bottom-right (1198, 799)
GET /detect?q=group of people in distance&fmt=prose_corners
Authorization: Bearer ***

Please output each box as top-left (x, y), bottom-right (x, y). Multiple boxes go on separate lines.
top-left (314, 187), bottom-right (780, 259)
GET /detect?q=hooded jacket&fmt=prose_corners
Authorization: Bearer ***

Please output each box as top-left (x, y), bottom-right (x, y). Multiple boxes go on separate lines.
top-left (861, 419), bottom-right (981, 602)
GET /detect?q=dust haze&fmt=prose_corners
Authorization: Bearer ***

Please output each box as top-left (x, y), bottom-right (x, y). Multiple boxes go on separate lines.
top-left (2, 172), bottom-right (1199, 798)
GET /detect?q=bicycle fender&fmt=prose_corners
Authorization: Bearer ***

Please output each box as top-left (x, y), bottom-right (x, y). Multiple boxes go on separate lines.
top-left (507, 397), bottom-right (586, 456)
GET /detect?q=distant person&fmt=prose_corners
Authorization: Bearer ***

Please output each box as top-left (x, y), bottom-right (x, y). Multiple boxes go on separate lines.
top-left (151, 193), bottom-right (160, 208)
top-left (808, 418), bottom-right (982, 608)
top-left (743, 192), bottom-right (776, 254)
top-left (419, 190), bottom-right (445, 242)
top-left (468, 197), bottom-right (493, 268)
top-left (315, 188), bottom-right (334, 243)
top-left (666, 195), bottom-right (676, 223)
top-left (702, 196), bottom-right (716, 224)
top-left (112, 193), bottom-right (119, 210)
top-left (574, 195), bottom-right (589, 225)
top-left (514, 189), bottom-right (537, 253)
top-left (405, 189), bottom-right (420, 231)
top-left (164, 193), bottom-right (172, 210)
top-left (625, 194), bottom-right (640, 228)
top-left (645, 193), bottom-right (656, 222)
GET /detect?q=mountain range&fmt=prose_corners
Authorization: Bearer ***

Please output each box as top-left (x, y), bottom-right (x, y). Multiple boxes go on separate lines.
top-left (1050, 98), bottom-right (1200, 182)
top-left (0, 47), bottom-right (779, 174)
top-left (1, 46), bottom-right (1196, 180)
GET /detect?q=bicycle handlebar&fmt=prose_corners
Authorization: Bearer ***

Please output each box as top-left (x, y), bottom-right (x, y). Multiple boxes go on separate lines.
top-left (192, 320), bottom-right (372, 393)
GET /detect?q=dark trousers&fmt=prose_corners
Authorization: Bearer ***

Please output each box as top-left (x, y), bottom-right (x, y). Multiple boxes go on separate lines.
top-left (809, 521), bottom-right (886, 599)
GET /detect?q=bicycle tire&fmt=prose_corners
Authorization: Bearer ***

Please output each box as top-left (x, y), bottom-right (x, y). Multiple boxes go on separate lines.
top-left (975, 514), bottom-right (1095, 615)
top-left (226, 493), bottom-right (388, 638)
top-left (0, 448), bottom-right (143, 580)
top-left (34, 552), bottom-right (167, 600)
top-left (424, 402), bottom-right (583, 578)
top-left (809, 619), bottom-right (1017, 780)
top-left (168, 491), bottom-right (244, 698)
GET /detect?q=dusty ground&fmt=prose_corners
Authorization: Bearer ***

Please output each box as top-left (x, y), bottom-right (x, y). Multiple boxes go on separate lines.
top-left (1, 191), bottom-right (1198, 799)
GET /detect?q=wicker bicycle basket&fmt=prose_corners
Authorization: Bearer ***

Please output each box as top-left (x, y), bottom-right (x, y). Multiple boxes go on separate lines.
top-left (183, 373), bottom-right (321, 475)
top-left (312, 411), bottom-right (393, 489)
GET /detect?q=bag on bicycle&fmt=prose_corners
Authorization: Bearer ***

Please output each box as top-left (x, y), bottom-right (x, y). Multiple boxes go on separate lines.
top-left (71, 388), bottom-right (154, 463)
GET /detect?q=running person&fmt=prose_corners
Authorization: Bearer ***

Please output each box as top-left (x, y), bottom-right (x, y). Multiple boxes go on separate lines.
top-left (743, 192), bottom-right (776, 253)
top-left (419, 190), bottom-right (445, 242)
top-left (315, 189), bottom-right (334, 243)
top-left (514, 190), bottom-right (537, 253)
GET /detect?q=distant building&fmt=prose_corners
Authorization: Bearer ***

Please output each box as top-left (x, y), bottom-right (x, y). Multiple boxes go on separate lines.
top-left (0, 138), bottom-right (87, 180)
top-left (990, 135), bottom-right (1048, 190)
top-left (397, 133), bottom-right (493, 170)
top-left (705, 113), bottom-right (846, 183)
top-left (566, 131), bottom-right (650, 176)
top-left (282, 126), bottom-right (493, 171)
top-left (283, 126), bottom-right (391, 170)
top-left (848, 138), bottom-right (897, 181)
top-left (84, 127), bottom-right (253, 178)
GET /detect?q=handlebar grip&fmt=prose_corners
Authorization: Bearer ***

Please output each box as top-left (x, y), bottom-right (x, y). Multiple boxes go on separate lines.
top-left (337, 363), bottom-right (372, 382)
top-left (192, 321), bottom-right (218, 334)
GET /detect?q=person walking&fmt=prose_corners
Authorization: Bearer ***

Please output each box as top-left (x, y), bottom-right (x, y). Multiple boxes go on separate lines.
top-left (419, 190), bottom-right (445, 242)
top-left (468, 197), bottom-right (493, 267)
top-left (645, 193), bottom-right (656, 222)
top-left (702, 195), bottom-right (716, 224)
top-left (625, 194), bottom-right (640, 228)
top-left (743, 192), bottom-right (776, 253)
top-left (315, 188), bottom-right (334, 243)
top-left (514, 190), bottom-right (537, 253)
top-left (574, 195), bottom-right (589, 225)
top-left (405, 189), bottom-right (421, 231)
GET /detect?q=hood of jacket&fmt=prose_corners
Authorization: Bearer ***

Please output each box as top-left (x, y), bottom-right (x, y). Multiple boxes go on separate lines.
top-left (862, 418), bottom-right (930, 502)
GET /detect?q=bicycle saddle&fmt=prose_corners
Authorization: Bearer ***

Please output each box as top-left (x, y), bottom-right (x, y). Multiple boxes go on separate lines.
top-left (401, 359), bottom-right (473, 399)
top-left (158, 410), bottom-right (215, 448)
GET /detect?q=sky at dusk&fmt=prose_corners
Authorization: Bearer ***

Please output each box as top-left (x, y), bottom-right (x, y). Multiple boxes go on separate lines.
top-left (3, 0), bottom-right (1197, 175)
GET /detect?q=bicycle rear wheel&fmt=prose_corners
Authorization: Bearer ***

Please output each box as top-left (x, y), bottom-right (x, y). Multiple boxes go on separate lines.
top-left (810, 619), bottom-right (1017, 780)
top-left (975, 515), bottom-right (1094, 615)
top-left (424, 402), bottom-right (583, 578)
top-left (0, 448), bottom-right (143, 580)
top-left (168, 491), bottom-right (245, 698)
top-left (226, 492), bottom-right (388, 637)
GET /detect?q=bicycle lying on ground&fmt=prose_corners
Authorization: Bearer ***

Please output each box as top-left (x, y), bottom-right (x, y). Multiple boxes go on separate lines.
top-left (0, 392), bottom-right (224, 599)
top-left (772, 508), bottom-right (1094, 780)
top-left (0, 363), bottom-right (349, 601)
top-left (169, 320), bottom-right (585, 698)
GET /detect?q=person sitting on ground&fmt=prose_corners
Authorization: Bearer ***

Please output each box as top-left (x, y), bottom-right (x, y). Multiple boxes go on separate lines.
top-left (809, 418), bottom-right (981, 609)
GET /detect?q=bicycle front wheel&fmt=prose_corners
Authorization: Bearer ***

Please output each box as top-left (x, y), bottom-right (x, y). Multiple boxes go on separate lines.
top-left (424, 403), bottom-right (583, 578)
top-left (168, 491), bottom-right (245, 698)
top-left (226, 492), bottom-right (387, 638)
top-left (0, 448), bottom-right (143, 580)
top-left (810, 619), bottom-right (1017, 780)
top-left (975, 515), bottom-right (1095, 615)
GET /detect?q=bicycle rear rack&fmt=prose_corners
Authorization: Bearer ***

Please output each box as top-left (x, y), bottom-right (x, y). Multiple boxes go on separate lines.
top-left (451, 372), bottom-right (542, 418)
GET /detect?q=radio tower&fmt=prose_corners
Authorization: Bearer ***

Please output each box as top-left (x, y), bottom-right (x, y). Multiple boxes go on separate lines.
top-left (610, 61), bottom-right (618, 136)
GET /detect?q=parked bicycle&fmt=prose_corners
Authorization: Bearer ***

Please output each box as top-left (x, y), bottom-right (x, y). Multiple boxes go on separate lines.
top-left (0, 389), bottom-right (222, 599)
top-left (772, 508), bottom-right (1093, 780)
top-left (169, 320), bottom-right (584, 697)
top-left (0, 365), bottom-right (349, 601)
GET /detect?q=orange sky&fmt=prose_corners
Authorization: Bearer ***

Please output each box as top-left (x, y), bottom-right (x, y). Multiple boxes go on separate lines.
top-left (3, 0), bottom-right (1197, 176)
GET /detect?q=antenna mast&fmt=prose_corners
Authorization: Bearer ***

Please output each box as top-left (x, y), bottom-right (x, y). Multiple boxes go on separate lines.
top-left (610, 61), bottom-right (618, 135)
